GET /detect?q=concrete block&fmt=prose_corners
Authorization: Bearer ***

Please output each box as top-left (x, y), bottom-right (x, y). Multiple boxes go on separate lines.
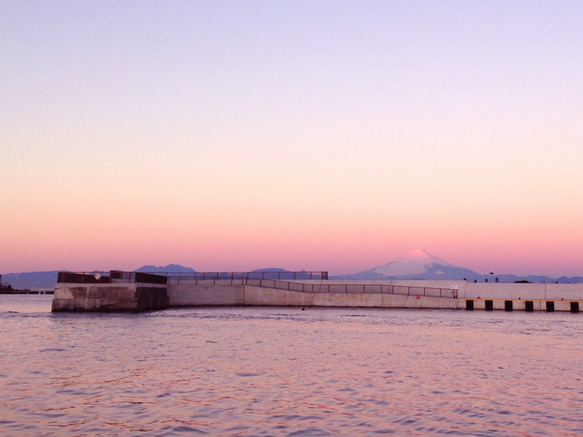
top-left (52, 283), bottom-right (168, 312)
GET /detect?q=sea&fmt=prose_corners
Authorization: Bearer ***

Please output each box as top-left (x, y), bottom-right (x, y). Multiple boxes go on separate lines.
top-left (2, 294), bottom-right (583, 436)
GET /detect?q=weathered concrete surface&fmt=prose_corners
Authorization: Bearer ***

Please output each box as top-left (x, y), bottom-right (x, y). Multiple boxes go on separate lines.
top-left (380, 294), bottom-right (461, 309)
top-left (309, 292), bottom-right (459, 309)
top-left (461, 298), bottom-right (576, 312)
top-left (170, 283), bottom-right (244, 307)
top-left (53, 278), bottom-right (583, 312)
top-left (52, 284), bottom-right (168, 312)
top-left (382, 280), bottom-right (583, 301)
top-left (244, 286), bottom-right (311, 307)
top-left (167, 281), bottom-right (460, 309)
top-left (166, 280), bottom-right (583, 311)
top-left (464, 283), bottom-right (583, 301)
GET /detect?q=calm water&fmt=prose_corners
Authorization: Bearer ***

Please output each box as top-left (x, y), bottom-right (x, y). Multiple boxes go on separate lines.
top-left (2, 295), bottom-right (583, 436)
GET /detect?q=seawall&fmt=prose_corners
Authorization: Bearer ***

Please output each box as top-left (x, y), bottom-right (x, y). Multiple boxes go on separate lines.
top-left (169, 282), bottom-right (459, 309)
top-left (51, 271), bottom-right (169, 312)
top-left (52, 272), bottom-right (583, 312)
top-left (168, 279), bottom-right (583, 312)
top-left (169, 279), bottom-right (460, 309)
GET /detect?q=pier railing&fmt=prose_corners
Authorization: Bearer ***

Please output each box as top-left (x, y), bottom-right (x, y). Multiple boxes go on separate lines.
top-left (249, 279), bottom-right (457, 298)
top-left (57, 271), bottom-right (456, 298)
top-left (172, 277), bottom-right (457, 299)
top-left (57, 272), bottom-right (109, 284)
top-left (57, 271), bottom-right (326, 286)
top-left (167, 271), bottom-right (328, 282)
top-left (110, 271), bottom-right (168, 285)
top-left (57, 271), bottom-right (168, 285)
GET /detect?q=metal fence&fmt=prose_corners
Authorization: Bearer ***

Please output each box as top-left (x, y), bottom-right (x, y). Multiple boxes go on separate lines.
top-left (57, 271), bottom-right (168, 285)
top-left (110, 271), bottom-right (168, 285)
top-left (249, 279), bottom-right (457, 298)
top-left (172, 277), bottom-right (457, 299)
top-left (57, 271), bottom-right (456, 298)
top-left (167, 271), bottom-right (328, 283)
top-left (57, 272), bottom-right (110, 284)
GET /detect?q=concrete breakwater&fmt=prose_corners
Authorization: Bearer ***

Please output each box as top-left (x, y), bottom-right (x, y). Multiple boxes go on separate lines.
top-left (169, 278), bottom-right (583, 312)
top-left (52, 271), bottom-right (169, 312)
top-left (168, 278), bottom-right (457, 309)
top-left (52, 271), bottom-right (583, 313)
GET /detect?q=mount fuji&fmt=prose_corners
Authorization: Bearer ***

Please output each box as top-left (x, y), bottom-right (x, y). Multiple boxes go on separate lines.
top-left (336, 249), bottom-right (482, 281)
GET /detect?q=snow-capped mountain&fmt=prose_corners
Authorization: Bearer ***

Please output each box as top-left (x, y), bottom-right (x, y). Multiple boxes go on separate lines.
top-left (337, 249), bottom-right (482, 281)
top-left (374, 249), bottom-right (456, 277)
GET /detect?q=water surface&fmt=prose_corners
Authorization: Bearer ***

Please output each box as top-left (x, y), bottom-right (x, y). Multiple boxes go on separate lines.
top-left (2, 295), bottom-right (583, 435)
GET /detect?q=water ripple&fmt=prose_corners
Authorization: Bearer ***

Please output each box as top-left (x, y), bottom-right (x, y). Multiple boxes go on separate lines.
top-left (2, 297), bottom-right (583, 435)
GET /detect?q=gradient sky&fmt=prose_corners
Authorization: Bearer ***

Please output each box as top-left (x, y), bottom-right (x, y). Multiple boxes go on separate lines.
top-left (2, 1), bottom-right (583, 277)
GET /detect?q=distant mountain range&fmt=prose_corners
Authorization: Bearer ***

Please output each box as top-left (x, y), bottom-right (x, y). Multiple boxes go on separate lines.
top-left (135, 264), bottom-right (196, 273)
top-left (334, 249), bottom-right (580, 283)
top-left (1, 271), bottom-right (60, 291)
top-left (2, 250), bottom-right (581, 290)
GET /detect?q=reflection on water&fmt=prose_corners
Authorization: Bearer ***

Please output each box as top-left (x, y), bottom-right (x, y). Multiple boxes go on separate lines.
top-left (2, 295), bottom-right (583, 435)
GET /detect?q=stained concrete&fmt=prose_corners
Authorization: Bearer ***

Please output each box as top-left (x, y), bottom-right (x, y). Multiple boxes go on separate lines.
top-left (53, 278), bottom-right (583, 312)
top-left (167, 280), bottom-right (460, 310)
top-left (52, 284), bottom-right (168, 312)
top-left (166, 279), bottom-right (583, 311)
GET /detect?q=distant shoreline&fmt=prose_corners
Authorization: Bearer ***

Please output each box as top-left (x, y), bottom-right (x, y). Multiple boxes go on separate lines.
top-left (0, 288), bottom-right (54, 295)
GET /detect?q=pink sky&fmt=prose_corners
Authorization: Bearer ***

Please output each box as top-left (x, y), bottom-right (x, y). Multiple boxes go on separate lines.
top-left (2, 1), bottom-right (583, 277)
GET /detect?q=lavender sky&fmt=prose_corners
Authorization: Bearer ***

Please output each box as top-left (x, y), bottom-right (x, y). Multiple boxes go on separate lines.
top-left (2, 1), bottom-right (583, 276)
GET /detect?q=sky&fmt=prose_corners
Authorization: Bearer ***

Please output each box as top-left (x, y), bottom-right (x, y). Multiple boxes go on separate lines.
top-left (2, 1), bottom-right (583, 277)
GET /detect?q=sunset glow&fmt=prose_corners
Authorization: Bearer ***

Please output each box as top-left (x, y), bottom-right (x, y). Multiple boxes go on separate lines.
top-left (2, 1), bottom-right (583, 277)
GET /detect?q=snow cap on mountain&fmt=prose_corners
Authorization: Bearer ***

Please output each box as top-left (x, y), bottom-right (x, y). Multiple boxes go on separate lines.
top-left (373, 249), bottom-right (455, 277)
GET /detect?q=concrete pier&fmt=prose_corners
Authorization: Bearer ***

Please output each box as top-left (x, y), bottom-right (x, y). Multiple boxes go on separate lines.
top-left (167, 278), bottom-right (583, 312)
top-left (52, 271), bottom-right (583, 312)
top-left (52, 271), bottom-right (169, 312)
top-left (168, 279), bottom-right (460, 310)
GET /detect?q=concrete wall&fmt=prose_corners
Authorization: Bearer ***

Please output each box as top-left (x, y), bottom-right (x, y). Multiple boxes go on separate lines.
top-left (337, 280), bottom-right (583, 301)
top-left (170, 283), bottom-right (245, 306)
top-left (309, 292), bottom-right (459, 309)
top-left (461, 298), bottom-right (579, 312)
top-left (51, 278), bottom-right (583, 312)
top-left (52, 284), bottom-right (168, 312)
top-left (244, 286), bottom-right (312, 307)
top-left (166, 280), bottom-right (583, 311)
top-left (168, 281), bottom-right (460, 309)
top-left (463, 283), bottom-right (583, 301)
